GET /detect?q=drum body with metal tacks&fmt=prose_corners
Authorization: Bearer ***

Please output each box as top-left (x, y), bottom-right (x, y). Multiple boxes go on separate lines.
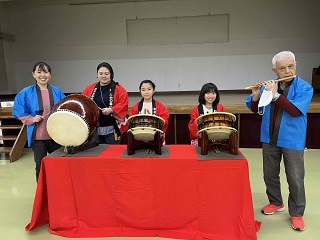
top-left (196, 112), bottom-right (237, 140)
top-left (47, 94), bottom-right (99, 146)
top-left (127, 114), bottom-right (164, 141)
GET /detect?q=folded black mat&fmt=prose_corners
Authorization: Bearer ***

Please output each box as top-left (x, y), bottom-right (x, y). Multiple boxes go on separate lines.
top-left (121, 146), bottom-right (169, 158)
top-left (194, 146), bottom-right (244, 160)
top-left (47, 145), bottom-right (109, 157)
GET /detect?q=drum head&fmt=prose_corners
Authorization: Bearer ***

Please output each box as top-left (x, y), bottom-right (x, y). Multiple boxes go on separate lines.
top-left (127, 114), bottom-right (165, 125)
top-left (47, 111), bottom-right (89, 146)
top-left (128, 127), bottom-right (164, 141)
top-left (197, 126), bottom-right (237, 140)
top-left (196, 112), bottom-right (236, 124)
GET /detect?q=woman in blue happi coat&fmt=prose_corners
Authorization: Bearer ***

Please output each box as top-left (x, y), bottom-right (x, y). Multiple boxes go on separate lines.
top-left (13, 62), bottom-right (65, 182)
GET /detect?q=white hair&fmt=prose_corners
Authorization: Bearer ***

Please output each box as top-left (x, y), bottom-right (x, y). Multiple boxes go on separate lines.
top-left (272, 51), bottom-right (296, 69)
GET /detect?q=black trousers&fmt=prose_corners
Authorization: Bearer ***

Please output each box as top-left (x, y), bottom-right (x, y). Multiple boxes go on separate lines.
top-left (32, 140), bottom-right (61, 182)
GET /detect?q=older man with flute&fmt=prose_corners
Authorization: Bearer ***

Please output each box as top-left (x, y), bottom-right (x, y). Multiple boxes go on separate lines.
top-left (245, 51), bottom-right (313, 231)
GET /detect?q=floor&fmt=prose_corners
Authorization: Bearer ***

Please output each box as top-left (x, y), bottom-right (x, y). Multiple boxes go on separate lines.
top-left (0, 148), bottom-right (319, 240)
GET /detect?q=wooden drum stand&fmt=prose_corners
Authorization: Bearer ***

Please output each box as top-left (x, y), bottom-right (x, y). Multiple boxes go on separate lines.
top-left (198, 128), bottom-right (239, 155)
top-left (196, 112), bottom-right (239, 155)
top-left (127, 130), bottom-right (162, 155)
top-left (126, 114), bottom-right (165, 156)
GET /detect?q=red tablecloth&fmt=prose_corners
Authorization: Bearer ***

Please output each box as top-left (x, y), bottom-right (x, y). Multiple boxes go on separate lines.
top-left (26, 145), bottom-right (260, 240)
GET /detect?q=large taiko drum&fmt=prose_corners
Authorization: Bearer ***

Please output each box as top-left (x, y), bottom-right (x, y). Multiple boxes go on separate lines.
top-left (196, 112), bottom-right (237, 140)
top-left (127, 114), bottom-right (164, 141)
top-left (47, 94), bottom-right (99, 147)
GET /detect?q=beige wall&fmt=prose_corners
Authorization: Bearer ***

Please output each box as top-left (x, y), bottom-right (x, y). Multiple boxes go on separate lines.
top-left (1, 0), bottom-right (320, 93)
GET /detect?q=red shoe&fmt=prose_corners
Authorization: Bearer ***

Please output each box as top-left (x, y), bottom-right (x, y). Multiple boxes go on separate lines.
top-left (291, 216), bottom-right (305, 231)
top-left (261, 203), bottom-right (285, 215)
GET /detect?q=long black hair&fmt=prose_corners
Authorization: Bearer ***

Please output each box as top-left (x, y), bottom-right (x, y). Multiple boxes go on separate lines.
top-left (198, 83), bottom-right (220, 106)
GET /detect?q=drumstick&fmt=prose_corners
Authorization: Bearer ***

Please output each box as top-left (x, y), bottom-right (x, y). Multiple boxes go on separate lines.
top-left (244, 75), bottom-right (296, 90)
top-left (34, 112), bottom-right (50, 123)
top-left (40, 109), bottom-right (53, 118)
top-left (42, 112), bottom-right (51, 118)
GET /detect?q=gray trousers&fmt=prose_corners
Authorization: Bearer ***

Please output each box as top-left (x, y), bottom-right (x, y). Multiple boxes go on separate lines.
top-left (262, 143), bottom-right (306, 216)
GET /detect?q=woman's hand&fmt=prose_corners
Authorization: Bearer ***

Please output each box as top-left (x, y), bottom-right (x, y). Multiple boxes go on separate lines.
top-left (33, 115), bottom-right (44, 123)
top-left (100, 107), bottom-right (114, 115)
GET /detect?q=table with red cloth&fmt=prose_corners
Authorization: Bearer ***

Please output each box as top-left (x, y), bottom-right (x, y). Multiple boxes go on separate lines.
top-left (26, 145), bottom-right (260, 240)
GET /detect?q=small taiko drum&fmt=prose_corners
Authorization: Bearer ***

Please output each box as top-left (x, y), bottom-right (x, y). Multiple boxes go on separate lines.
top-left (127, 114), bottom-right (164, 141)
top-left (196, 112), bottom-right (237, 140)
top-left (47, 94), bottom-right (99, 146)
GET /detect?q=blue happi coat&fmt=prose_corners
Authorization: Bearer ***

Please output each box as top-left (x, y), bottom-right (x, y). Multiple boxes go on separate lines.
top-left (246, 76), bottom-right (313, 150)
top-left (12, 85), bottom-right (65, 147)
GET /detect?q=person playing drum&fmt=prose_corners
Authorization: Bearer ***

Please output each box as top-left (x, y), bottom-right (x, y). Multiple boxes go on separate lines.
top-left (129, 79), bottom-right (170, 143)
top-left (188, 83), bottom-right (226, 145)
top-left (12, 62), bottom-right (66, 182)
top-left (82, 62), bottom-right (128, 144)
